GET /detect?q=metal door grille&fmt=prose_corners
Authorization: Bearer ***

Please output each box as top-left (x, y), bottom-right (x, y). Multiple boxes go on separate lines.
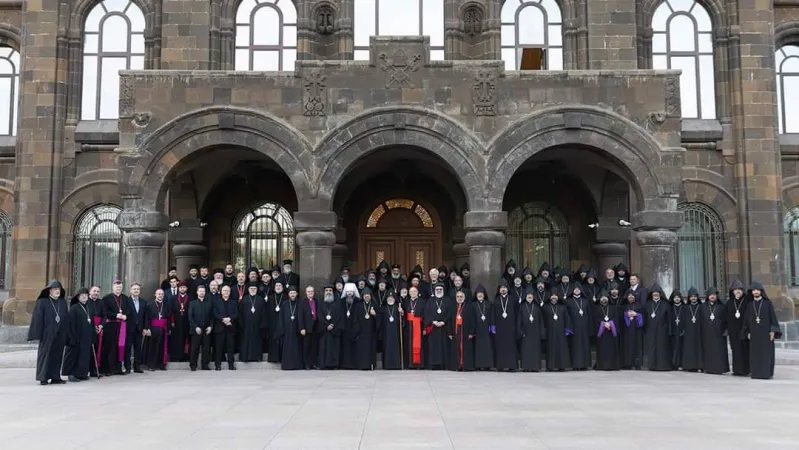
top-left (73, 204), bottom-right (123, 291)
top-left (677, 202), bottom-right (726, 294)
top-left (506, 202), bottom-right (569, 270)
top-left (232, 202), bottom-right (294, 272)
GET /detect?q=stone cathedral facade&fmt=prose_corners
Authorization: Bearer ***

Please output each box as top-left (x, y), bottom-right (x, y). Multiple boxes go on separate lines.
top-left (0, 0), bottom-right (797, 333)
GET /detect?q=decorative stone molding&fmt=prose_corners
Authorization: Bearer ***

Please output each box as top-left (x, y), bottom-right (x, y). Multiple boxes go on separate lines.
top-left (119, 75), bottom-right (135, 118)
top-left (462, 4), bottom-right (484, 37)
top-left (379, 50), bottom-right (422, 88)
top-left (131, 112), bottom-right (152, 129)
top-left (315, 4), bottom-right (335, 35)
top-left (303, 72), bottom-right (326, 117)
top-left (664, 76), bottom-right (681, 117)
top-left (473, 71), bottom-right (496, 116)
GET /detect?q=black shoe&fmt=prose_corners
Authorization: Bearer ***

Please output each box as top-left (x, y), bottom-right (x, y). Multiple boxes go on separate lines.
top-left (229, 365), bottom-right (237, 371)
top-left (190, 367), bottom-right (197, 372)
top-left (40, 380), bottom-right (49, 386)
top-left (78, 376), bottom-right (90, 381)
top-left (160, 366), bottom-right (168, 371)
top-left (50, 378), bottom-right (67, 384)
top-left (134, 368), bottom-right (144, 374)
top-left (148, 367), bottom-right (156, 372)
top-left (201, 366), bottom-right (211, 371)
top-left (68, 376), bottom-right (80, 382)
top-left (215, 366), bottom-right (222, 371)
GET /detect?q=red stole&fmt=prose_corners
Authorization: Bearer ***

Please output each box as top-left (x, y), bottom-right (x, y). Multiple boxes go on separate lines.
top-left (407, 301), bottom-right (423, 366)
top-left (456, 303), bottom-right (464, 368)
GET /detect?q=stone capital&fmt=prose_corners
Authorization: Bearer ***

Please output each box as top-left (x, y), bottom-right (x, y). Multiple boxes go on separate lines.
top-left (463, 211), bottom-right (507, 231)
top-left (465, 230), bottom-right (505, 247)
top-left (632, 210), bottom-right (682, 231)
top-left (117, 210), bottom-right (169, 232)
top-left (636, 230), bottom-right (679, 247)
top-left (294, 211), bottom-right (337, 231)
top-left (123, 230), bottom-right (167, 248)
top-left (296, 230), bottom-right (336, 247)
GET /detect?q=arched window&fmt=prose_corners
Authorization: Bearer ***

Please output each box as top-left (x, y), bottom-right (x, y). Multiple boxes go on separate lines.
top-left (500, 0), bottom-right (563, 70)
top-left (366, 198), bottom-right (434, 228)
top-left (81, 0), bottom-right (146, 120)
top-left (506, 202), bottom-right (569, 271)
top-left (73, 204), bottom-right (123, 291)
top-left (354, 0), bottom-right (444, 61)
top-left (232, 202), bottom-right (295, 271)
top-left (0, 210), bottom-right (11, 289)
top-left (776, 45), bottom-right (799, 134)
top-left (784, 207), bottom-right (799, 286)
top-left (0, 46), bottom-right (19, 136)
top-left (677, 202), bottom-right (725, 294)
top-left (234, 0), bottom-right (297, 71)
top-left (651, 0), bottom-right (716, 119)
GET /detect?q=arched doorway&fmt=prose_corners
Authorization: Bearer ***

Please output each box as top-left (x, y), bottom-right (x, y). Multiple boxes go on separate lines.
top-left (231, 201), bottom-right (295, 272)
top-left (359, 198), bottom-right (442, 273)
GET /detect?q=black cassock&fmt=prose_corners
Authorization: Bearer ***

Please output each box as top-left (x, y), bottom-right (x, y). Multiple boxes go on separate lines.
top-left (62, 302), bottom-right (94, 378)
top-left (380, 303), bottom-right (404, 370)
top-left (100, 293), bottom-right (132, 374)
top-left (471, 299), bottom-right (494, 369)
top-left (274, 299), bottom-right (303, 370)
top-left (517, 301), bottom-right (545, 372)
top-left (741, 298), bottom-right (782, 380)
top-left (239, 294), bottom-right (267, 362)
top-left (143, 300), bottom-right (171, 369)
top-left (341, 300), bottom-right (361, 369)
top-left (565, 296), bottom-right (593, 369)
top-left (541, 302), bottom-right (571, 370)
top-left (593, 303), bottom-right (620, 371)
top-left (670, 304), bottom-right (684, 369)
top-left (316, 300), bottom-right (344, 369)
top-left (680, 303), bottom-right (703, 371)
top-left (700, 301), bottom-right (728, 374)
top-left (169, 294), bottom-right (190, 362)
top-left (424, 296), bottom-right (452, 369)
top-left (28, 295), bottom-right (69, 383)
top-left (266, 292), bottom-right (286, 363)
top-left (492, 294), bottom-right (517, 370)
top-left (620, 303), bottom-right (644, 369)
top-left (401, 297), bottom-right (427, 369)
top-left (447, 301), bottom-right (476, 371)
top-left (354, 300), bottom-right (379, 370)
top-left (644, 300), bottom-right (672, 371)
top-left (727, 295), bottom-right (750, 376)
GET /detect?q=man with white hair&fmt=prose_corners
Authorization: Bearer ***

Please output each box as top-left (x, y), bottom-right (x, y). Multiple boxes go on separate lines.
top-left (424, 282), bottom-right (451, 370)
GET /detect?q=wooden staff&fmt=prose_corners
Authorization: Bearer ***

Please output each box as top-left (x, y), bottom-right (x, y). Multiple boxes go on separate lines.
top-left (90, 343), bottom-right (101, 379)
top-left (399, 305), bottom-right (404, 370)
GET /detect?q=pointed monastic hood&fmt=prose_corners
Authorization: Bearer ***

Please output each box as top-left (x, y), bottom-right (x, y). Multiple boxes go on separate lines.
top-left (648, 283), bottom-right (665, 300)
top-left (669, 290), bottom-right (683, 303)
top-left (537, 262), bottom-right (551, 276)
top-left (729, 279), bottom-right (745, 299)
top-left (70, 287), bottom-right (89, 305)
top-left (748, 281), bottom-right (769, 299)
top-left (39, 280), bottom-right (65, 300)
top-left (472, 284), bottom-right (487, 300)
top-left (687, 287), bottom-right (699, 298)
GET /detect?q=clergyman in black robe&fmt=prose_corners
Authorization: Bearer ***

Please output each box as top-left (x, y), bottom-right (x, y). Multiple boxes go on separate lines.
top-left (681, 288), bottom-right (704, 372)
top-left (317, 286), bottom-right (343, 369)
top-left (402, 286), bottom-right (427, 369)
top-left (274, 286), bottom-right (304, 370)
top-left (471, 285), bottom-right (494, 370)
top-left (669, 291), bottom-right (685, 370)
top-left (239, 283), bottom-right (267, 363)
top-left (594, 290), bottom-right (620, 371)
top-left (644, 284), bottom-right (672, 371)
top-left (340, 283), bottom-right (361, 370)
top-left (169, 281), bottom-right (190, 362)
top-left (424, 283), bottom-right (452, 370)
top-left (63, 288), bottom-right (94, 382)
top-left (100, 280), bottom-right (132, 376)
top-left (188, 286), bottom-right (213, 371)
top-left (727, 280), bottom-right (750, 376)
top-left (276, 259), bottom-right (300, 291)
top-left (741, 282), bottom-right (782, 380)
top-left (354, 288), bottom-right (380, 370)
top-left (542, 289), bottom-right (571, 371)
top-left (492, 281), bottom-right (517, 371)
top-left (143, 289), bottom-right (171, 371)
top-left (28, 280), bottom-right (69, 385)
top-left (565, 282), bottom-right (593, 370)
top-left (447, 291), bottom-right (475, 371)
top-left (620, 289), bottom-right (644, 370)
top-left (700, 287), bottom-right (729, 375)
top-left (518, 289), bottom-right (545, 372)
top-left (213, 285), bottom-right (238, 370)
top-left (381, 293), bottom-right (404, 370)
top-left (266, 282), bottom-right (286, 363)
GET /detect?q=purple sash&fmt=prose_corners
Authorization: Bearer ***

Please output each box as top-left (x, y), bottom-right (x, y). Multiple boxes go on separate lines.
top-left (109, 319), bottom-right (127, 362)
top-left (152, 318), bottom-right (169, 365)
top-left (93, 316), bottom-right (103, 368)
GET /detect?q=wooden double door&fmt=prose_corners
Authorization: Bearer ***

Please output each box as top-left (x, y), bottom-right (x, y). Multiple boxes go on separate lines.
top-left (362, 236), bottom-right (438, 275)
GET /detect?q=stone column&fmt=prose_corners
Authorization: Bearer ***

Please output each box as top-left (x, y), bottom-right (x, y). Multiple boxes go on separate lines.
top-left (294, 211), bottom-right (337, 290)
top-left (173, 244), bottom-right (208, 279)
top-left (593, 242), bottom-right (628, 274)
top-left (331, 226), bottom-right (348, 276)
top-left (118, 210), bottom-right (168, 298)
top-left (633, 210), bottom-right (681, 297)
top-left (464, 211), bottom-right (507, 298)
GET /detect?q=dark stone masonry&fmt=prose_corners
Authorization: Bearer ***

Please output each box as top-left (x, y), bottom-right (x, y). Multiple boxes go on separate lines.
top-left (0, 0), bottom-right (797, 342)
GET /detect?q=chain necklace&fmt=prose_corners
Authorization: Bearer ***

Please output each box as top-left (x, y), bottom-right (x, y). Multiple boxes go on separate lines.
top-left (475, 300), bottom-right (486, 321)
top-left (708, 302), bottom-right (717, 321)
top-left (435, 297), bottom-right (443, 315)
top-left (499, 295), bottom-right (509, 319)
top-left (274, 292), bottom-right (284, 312)
top-left (49, 298), bottom-right (61, 324)
top-left (600, 304), bottom-right (610, 322)
top-left (754, 299), bottom-right (764, 324)
top-left (733, 296), bottom-right (745, 319)
top-left (288, 300), bottom-right (297, 321)
top-left (549, 303), bottom-right (559, 321)
top-left (572, 296), bottom-right (584, 316)
top-left (248, 295), bottom-right (257, 314)
top-left (673, 304), bottom-right (682, 325)
top-left (78, 301), bottom-right (90, 324)
top-left (387, 303), bottom-right (396, 322)
top-left (650, 300), bottom-right (660, 319)
top-left (524, 301), bottom-right (535, 323)
top-left (155, 300), bottom-right (164, 319)
top-left (689, 303), bottom-right (699, 324)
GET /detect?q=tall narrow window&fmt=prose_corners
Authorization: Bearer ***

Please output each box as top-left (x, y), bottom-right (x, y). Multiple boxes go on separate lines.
top-left (785, 207), bottom-right (799, 286)
top-left (81, 0), bottom-right (146, 120)
top-left (234, 0), bottom-right (297, 71)
top-left (776, 45), bottom-right (799, 134)
top-left (0, 210), bottom-right (11, 289)
top-left (73, 205), bottom-right (123, 291)
top-left (651, 0), bottom-right (716, 119)
top-left (506, 202), bottom-right (569, 271)
top-left (232, 202), bottom-right (295, 272)
top-left (677, 203), bottom-right (725, 294)
top-left (500, 0), bottom-right (563, 70)
top-left (0, 46), bottom-right (19, 136)
top-left (354, 0), bottom-right (444, 61)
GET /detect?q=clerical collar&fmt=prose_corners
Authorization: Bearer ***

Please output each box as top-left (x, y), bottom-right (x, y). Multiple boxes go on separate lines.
top-left (155, 299), bottom-right (162, 303)
top-left (198, 297), bottom-right (205, 301)
top-left (754, 297), bottom-right (762, 301)
top-left (50, 296), bottom-right (58, 300)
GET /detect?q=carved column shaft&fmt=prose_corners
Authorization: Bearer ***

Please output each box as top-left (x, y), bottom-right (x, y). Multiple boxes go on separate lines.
top-left (295, 211), bottom-right (337, 290)
top-left (173, 243), bottom-right (208, 280)
top-left (465, 211), bottom-right (508, 299)
top-left (118, 210), bottom-right (168, 298)
top-left (636, 230), bottom-right (678, 297)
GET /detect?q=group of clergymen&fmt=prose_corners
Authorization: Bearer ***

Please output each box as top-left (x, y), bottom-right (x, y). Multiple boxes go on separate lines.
top-left (27, 258), bottom-right (782, 385)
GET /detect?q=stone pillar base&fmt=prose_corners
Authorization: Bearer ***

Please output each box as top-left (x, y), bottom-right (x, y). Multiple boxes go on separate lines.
top-left (1, 298), bottom-right (33, 326)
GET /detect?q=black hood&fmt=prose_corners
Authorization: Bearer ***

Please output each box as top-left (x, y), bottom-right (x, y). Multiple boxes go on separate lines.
top-left (70, 287), bottom-right (90, 305)
top-left (537, 262), bottom-right (551, 276)
top-left (473, 284), bottom-right (488, 300)
top-left (521, 267), bottom-right (534, 278)
top-left (669, 290), bottom-right (683, 303)
top-left (459, 263), bottom-right (470, 274)
top-left (729, 279), bottom-right (745, 299)
top-left (648, 283), bottom-right (665, 300)
top-left (584, 269), bottom-right (597, 282)
top-left (615, 263), bottom-right (628, 275)
top-left (39, 280), bottom-right (65, 300)
top-left (377, 261), bottom-right (390, 272)
top-left (748, 281), bottom-right (769, 299)
top-left (687, 287), bottom-right (699, 299)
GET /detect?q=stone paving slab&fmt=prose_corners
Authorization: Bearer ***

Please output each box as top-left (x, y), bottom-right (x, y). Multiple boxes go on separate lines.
top-left (1, 367), bottom-right (799, 449)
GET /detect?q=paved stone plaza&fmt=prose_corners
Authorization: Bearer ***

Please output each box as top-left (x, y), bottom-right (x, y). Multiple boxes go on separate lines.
top-left (1, 367), bottom-right (798, 450)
